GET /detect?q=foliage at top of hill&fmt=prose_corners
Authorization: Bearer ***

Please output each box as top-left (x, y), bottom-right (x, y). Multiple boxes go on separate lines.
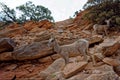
top-left (82, 0), bottom-right (120, 26)
top-left (0, 1), bottom-right (54, 25)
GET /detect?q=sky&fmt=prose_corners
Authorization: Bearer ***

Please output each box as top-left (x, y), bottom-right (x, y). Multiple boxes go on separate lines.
top-left (0, 0), bottom-right (87, 21)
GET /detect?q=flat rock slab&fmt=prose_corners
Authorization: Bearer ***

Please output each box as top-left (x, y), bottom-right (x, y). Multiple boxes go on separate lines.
top-left (101, 39), bottom-right (117, 47)
top-left (103, 57), bottom-right (120, 67)
top-left (63, 61), bottom-right (88, 78)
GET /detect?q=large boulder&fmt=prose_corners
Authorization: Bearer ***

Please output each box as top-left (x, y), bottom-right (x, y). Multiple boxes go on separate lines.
top-left (0, 38), bottom-right (16, 53)
top-left (12, 41), bottom-right (54, 60)
top-left (39, 58), bottom-right (65, 79)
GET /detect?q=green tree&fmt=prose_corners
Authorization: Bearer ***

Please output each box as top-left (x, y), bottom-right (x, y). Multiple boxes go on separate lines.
top-left (0, 2), bottom-right (17, 23)
top-left (16, 1), bottom-right (54, 22)
top-left (73, 11), bottom-right (79, 17)
top-left (0, 1), bottom-right (54, 24)
top-left (73, 10), bottom-right (82, 18)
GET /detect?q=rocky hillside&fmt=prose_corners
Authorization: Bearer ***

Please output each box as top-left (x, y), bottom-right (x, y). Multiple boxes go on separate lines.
top-left (0, 13), bottom-right (120, 80)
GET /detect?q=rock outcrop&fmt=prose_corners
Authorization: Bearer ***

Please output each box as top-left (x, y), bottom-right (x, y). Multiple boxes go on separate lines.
top-left (63, 61), bottom-right (88, 78)
top-left (23, 20), bottom-right (53, 31)
top-left (0, 17), bottom-right (120, 80)
top-left (12, 42), bottom-right (54, 60)
top-left (0, 27), bottom-right (27, 38)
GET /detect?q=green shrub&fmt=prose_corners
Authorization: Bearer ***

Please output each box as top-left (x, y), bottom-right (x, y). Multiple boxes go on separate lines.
top-left (83, 1), bottom-right (120, 26)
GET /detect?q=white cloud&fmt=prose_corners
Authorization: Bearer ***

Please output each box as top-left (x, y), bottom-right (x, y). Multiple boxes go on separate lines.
top-left (0, 0), bottom-right (87, 21)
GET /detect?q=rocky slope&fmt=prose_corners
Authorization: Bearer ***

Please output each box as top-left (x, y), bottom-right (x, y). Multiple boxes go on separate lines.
top-left (0, 16), bottom-right (120, 80)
